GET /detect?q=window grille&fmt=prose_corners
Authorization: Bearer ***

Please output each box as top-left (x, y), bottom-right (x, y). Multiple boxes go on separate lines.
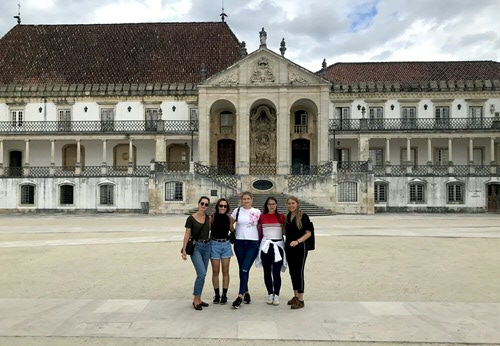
top-left (21, 185), bottom-right (35, 205)
top-left (338, 181), bottom-right (357, 202)
top-left (100, 185), bottom-right (114, 205)
top-left (447, 183), bottom-right (464, 204)
top-left (374, 183), bottom-right (387, 203)
top-left (165, 181), bottom-right (183, 201)
top-left (11, 110), bottom-right (23, 126)
top-left (60, 185), bottom-right (74, 205)
top-left (409, 183), bottom-right (425, 203)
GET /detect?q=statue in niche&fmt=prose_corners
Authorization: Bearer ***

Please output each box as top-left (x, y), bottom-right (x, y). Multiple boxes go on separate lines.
top-left (251, 57), bottom-right (274, 83)
top-left (250, 106), bottom-right (276, 167)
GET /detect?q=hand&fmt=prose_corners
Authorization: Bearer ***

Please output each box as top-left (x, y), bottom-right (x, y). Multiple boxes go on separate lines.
top-left (181, 251), bottom-right (187, 260)
top-left (291, 240), bottom-right (300, 247)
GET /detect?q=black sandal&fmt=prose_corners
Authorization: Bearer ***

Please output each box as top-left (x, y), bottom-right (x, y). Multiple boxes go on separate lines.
top-left (201, 301), bottom-right (209, 307)
top-left (192, 302), bottom-right (202, 310)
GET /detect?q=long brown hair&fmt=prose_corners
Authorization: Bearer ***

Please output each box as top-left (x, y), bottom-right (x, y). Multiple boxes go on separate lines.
top-left (286, 195), bottom-right (303, 230)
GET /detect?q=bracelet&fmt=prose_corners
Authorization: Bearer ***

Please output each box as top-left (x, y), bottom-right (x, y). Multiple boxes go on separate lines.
top-left (297, 239), bottom-right (300, 243)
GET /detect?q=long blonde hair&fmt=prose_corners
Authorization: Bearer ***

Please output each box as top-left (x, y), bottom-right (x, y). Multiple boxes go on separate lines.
top-left (286, 195), bottom-right (303, 230)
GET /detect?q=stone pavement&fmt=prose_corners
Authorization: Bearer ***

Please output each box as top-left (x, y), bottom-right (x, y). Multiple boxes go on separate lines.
top-left (1, 213), bottom-right (499, 344)
top-left (0, 298), bottom-right (499, 343)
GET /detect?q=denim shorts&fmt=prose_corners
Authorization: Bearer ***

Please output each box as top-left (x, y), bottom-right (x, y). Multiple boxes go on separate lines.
top-left (210, 239), bottom-right (233, 259)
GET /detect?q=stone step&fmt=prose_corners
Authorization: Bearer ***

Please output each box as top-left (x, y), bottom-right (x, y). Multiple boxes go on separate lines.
top-left (190, 194), bottom-right (334, 216)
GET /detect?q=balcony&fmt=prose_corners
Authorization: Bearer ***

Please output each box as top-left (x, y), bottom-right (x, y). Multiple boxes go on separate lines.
top-left (0, 120), bottom-right (199, 135)
top-left (330, 117), bottom-right (499, 133)
top-left (0, 165), bottom-right (150, 178)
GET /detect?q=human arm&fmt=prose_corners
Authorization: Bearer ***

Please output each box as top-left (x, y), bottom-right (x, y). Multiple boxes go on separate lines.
top-left (181, 227), bottom-right (191, 260)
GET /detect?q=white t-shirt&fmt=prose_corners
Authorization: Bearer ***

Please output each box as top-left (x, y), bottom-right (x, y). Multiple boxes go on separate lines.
top-left (231, 207), bottom-right (261, 240)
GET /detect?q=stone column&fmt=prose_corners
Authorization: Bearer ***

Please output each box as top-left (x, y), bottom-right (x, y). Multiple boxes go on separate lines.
top-left (198, 88), bottom-right (210, 165)
top-left (237, 89), bottom-right (249, 175)
top-left (24, 139), bottom-right (30, 176)
top-left (491, 137), bottom-right (496, 175)
top-left (101, 139), bottom-right (107, 175)
top-left (468, 138), bottom-right (475, 175)
top-left (318, 87), bottom-right (330, 165)
top-left (128, 139), bottom-right (134, 174)
top-left (277, 86), bottom-right (290, 174)
top-left (385, 138), bottom-right (391, 174)
top-left (427, 138), bottom-right (433, 175)
top-left (406, 138), bottom-right (412, 174)
top-left (358, 135), bottom-right (369, 161)
top-left (50, 140), bottom-right (55, 175)
top-left (75, 139), bottom-right (81, 175)
top-left (0, 140), bottom-right (3, 176)
top-left (448, 138), bottom-right (454, 174)
top-left (155, 138), bottom-right (166, 162)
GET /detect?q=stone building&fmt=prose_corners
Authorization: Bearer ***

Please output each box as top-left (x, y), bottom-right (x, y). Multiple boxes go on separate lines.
top-left (0, 22), bottom-right (499, 213)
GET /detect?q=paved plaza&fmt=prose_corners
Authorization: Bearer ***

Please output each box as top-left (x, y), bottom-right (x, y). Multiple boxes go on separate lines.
top-left (0, 213), bottom-right (499, 345)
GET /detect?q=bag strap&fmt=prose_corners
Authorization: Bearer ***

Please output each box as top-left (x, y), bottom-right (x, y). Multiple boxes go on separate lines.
top-left (235, 207), bottom-right (240, 222)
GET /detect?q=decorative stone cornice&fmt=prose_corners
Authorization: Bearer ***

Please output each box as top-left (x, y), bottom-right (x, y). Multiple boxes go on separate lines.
top-left (330, 91), bottom-right (500, 100)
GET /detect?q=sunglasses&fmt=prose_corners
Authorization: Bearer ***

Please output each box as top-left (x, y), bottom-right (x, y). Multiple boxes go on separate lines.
top-left (218, 205), bottom-right (228, 208)
top-left (200, 202), bottom-right (209, 207)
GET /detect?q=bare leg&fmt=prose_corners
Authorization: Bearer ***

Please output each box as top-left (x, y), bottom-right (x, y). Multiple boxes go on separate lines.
top-left (211, 258), bottom-right (221, 290)
top-left (221, 257), bottom-right (231, 289)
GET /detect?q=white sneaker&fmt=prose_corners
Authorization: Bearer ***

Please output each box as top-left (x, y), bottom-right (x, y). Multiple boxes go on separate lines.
top-left (267, 294), bottom-right (274, 305)
top-left (273, 295), bottom-right (280, 306)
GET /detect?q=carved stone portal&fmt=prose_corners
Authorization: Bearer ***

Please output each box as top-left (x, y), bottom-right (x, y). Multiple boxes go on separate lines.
top-left (250, 105), bottom-right (276, 168)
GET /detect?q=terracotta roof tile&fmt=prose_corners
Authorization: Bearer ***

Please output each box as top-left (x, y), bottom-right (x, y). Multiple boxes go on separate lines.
top-left (321, 61), bottom-right (500, 83)
top-left (0, 22), bottom-right (241, 85)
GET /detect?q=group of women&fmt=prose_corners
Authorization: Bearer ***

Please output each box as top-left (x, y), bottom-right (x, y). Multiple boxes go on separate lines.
top-left (181, 192), bottom-right (312, 311)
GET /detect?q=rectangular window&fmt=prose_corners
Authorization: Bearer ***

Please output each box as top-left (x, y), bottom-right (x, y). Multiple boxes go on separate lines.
top-left (468, 106), bottom-right (484, 128)
top-left (100, 108), bottom-right (115, 131)
top-left (435, 106), bottom-right (450, 128)
top-left (165, 181), bottom-right (183, 201)
top-left (60, 185), bottom-right (74, 205)
top-left (58, 109), bottom-right (72, 131)
top-left (21, 185), bottom-right (35, 205)
top-left (374, 183), bottom-right (387, 203)
top-left (99, 185), bottom-right (114, 205)
top-left (472, 148), bottom-right (484, 166)
top-left (338, 181), bottom-right (357, 202)
top-left (145, 108), bottom-right (158, 131)
top-left (335, 107), bottom-right (350, 129)
top-left (409, 184), bottom-right (425, 203)
top-left (434, 148), bottom-right (449, 165)
top-left (447, 184), bottom-right (464, 204)
top-left (401, 107), bottom-right (416, 128)
top-left (11, 110), bottom-right (23, 126)
top-left (369, 149), bottom-right (384, 166)
top-left (369, 107), bottom-right (384, 129)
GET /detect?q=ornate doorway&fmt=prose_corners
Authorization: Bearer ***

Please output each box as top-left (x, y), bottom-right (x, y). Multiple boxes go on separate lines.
top-left (250, 105), bottom-right (276, 175)
top-left (291, 139), bottom-right (310, 174)
top-left (217, 139), bottom-right (235, 175)
top-left (487, 183), bottom-right (500, 212)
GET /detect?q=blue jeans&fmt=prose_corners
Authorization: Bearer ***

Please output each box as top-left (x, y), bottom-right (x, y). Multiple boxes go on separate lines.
top-left (234, 240), bottom-right (260, 295)
top-left (190, 242), bottom-right (211, 296)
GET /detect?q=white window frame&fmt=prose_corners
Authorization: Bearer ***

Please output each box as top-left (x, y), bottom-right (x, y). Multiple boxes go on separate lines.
top-left (11, 109), bottom-right (24, 127)
top-left (447, 182), bottom-right (465, 204)
top-left (338, 181), bottom-right (358, 202)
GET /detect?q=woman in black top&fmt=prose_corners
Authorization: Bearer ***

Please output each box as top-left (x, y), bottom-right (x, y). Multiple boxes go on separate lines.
top-left (181, 196), bottom-right (211, 310)
top-left (210, 198), bottom-right (234, 305)
top-left (284, 195), bottom-right (312, 310)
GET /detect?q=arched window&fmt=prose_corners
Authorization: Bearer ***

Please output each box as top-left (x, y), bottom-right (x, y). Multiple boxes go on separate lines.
top-left (338, 181), bottom-right (357, 202)
top-left (447, 182), bottom-right (464, 204)
top-left (165, 181), bottom-right (183, 201)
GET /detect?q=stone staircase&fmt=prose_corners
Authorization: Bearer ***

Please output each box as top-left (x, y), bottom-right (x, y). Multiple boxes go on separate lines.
top-left (196, 194), bottom-right (334, 216)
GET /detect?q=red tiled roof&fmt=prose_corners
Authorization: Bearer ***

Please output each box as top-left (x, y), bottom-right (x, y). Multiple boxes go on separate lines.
top-left (321, 61), bottom-right (500, 83)
top-left (0, 22), bottom-right (241, 85)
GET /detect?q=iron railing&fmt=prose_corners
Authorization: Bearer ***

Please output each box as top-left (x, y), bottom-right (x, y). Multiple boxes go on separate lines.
top-left (337, 161), bottom-right (368, 173)
top-left (330, 117), bottom-right (500, 132)
top-left (194, 162), bottom-right (239, 189)
top-left (0, 120), bottom-right (199, 134)
top-left (374, 164), bottom-right (498, 177)
top-left (0, 165), bottom-right (150, 178)
top-left (154, 161), bottom-right (190, 173)
top-left (288, 161), bottom-right (334, 189)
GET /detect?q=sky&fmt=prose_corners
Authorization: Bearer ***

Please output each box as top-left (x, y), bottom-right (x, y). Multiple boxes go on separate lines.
top-left (0, 0), bottom-right (499, 72)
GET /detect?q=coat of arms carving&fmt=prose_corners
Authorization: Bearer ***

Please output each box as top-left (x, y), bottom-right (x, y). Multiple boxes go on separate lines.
top-left (251, 57), bottom-right (274, 83)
